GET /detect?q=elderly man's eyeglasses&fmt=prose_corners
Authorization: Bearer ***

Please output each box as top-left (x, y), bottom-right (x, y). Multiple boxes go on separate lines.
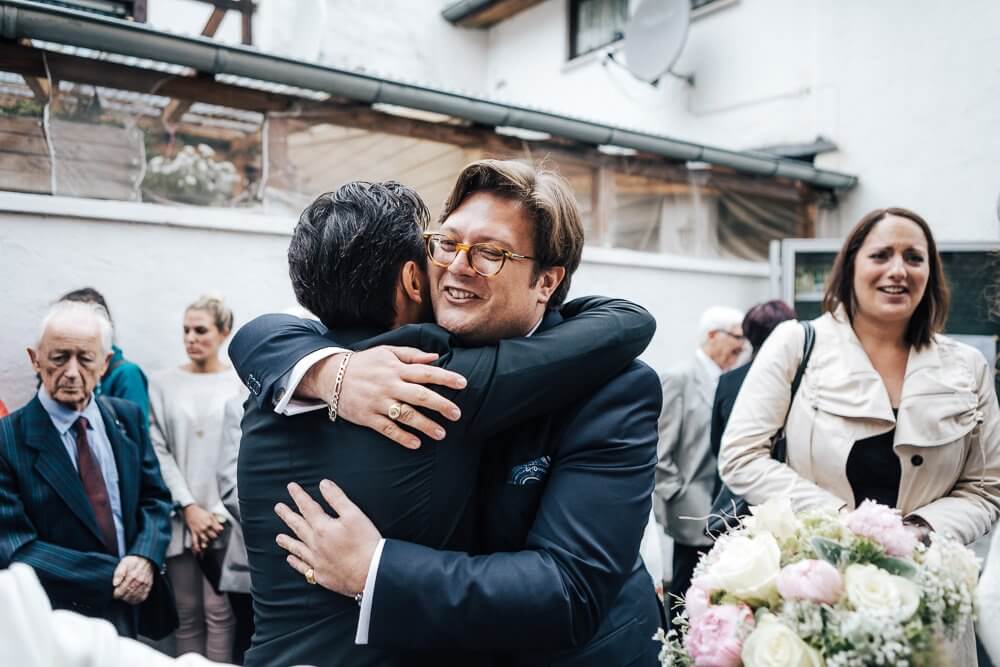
top-left (423, 232), bottom-right (535, 278)
top-left (716, 330), bottom-right (746, 341)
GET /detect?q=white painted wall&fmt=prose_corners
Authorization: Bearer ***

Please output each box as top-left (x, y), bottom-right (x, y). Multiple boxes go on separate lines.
top-left (0, 195), bottom-right (768, 410)
top-left (484, 0), bottom-right (1000, 242)
top-left (148, 0), bottom-right (489, 94)
top-left (0, 196), bottom-right (296, 411)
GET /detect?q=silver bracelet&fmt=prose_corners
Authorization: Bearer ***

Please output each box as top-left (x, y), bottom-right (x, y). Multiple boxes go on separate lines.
top-left (326, 351), bottom-right (354, 422)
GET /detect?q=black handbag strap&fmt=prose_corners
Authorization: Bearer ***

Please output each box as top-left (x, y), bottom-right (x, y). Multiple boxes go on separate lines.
top-left (788, 321), bottom-right (816, 412)
top-left (772, 321), bottom-right (815, 462)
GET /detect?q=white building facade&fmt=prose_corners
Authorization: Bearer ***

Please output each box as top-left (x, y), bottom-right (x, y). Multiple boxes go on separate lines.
top-left (1, 0), bottom-right (996, 408)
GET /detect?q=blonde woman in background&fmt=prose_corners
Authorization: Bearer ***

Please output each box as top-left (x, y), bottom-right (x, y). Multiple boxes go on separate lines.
top-left (150, 295), bottom-right (243, 662)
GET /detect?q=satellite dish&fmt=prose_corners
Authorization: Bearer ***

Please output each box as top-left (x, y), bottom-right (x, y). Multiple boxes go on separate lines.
top-left (623, 0), bottom-right (691, 84)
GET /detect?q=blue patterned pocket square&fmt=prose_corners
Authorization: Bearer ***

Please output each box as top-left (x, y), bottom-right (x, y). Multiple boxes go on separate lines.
top-left (507, 456), bottom-right (551, 485)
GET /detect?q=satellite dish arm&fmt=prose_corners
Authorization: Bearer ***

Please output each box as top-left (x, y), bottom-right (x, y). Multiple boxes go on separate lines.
top-left (604, 49), bottom-right (694, 87)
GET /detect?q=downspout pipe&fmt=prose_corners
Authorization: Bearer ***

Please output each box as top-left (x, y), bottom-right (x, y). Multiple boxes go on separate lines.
top-left (0, 0), bottom-right (858, 191)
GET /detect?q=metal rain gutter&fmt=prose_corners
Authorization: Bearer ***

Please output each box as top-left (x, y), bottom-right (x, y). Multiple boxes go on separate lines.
top-left (0, 0), bottom-right (858, 191)
top-left (441, 0), bottom-right (500, 24)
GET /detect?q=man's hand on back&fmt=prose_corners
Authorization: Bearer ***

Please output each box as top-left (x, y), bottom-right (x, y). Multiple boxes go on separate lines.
top-left (300, 347), bottom-right (468, 449)
top-left (275, 480), bottom-right (379, 597)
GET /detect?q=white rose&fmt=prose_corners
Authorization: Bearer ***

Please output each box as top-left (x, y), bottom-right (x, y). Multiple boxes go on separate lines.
top-left (742, 613), bottom-right (823, 667)
top-left (844, 563), bottom-right (921, 621)
top-left (700, 533), bottom-right (781, 603)
top-left (748, 497), bottom-right (802, 542)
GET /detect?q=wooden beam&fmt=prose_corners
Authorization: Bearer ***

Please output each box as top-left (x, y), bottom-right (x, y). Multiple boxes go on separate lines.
top-left (161, 7), bottom-right (227, 128)
top-left (242, 6), bottom-right (254, 45)
top-left (453, 0), bottom-right (544, 28)
top-left (186, 0), bottom-right (256, 14)
top-left (21, 74), bottom-right (49, 104)
top-left (0, 42), bottom-right (289, 113)
top-left (0, 46), bottom-right (820, 208)
top-left (132, 0), bottom-right (148, 23)
top-left (593, 167), bottom-right (614, 246)
top-left (201, 7), bottom-right (227, 36)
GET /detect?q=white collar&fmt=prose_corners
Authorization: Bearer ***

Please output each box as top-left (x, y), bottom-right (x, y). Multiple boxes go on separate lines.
top-left (694, 347), bottom-right (722, 383)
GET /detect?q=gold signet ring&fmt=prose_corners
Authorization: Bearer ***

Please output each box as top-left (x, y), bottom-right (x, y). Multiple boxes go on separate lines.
top-left (388, 403), bottom-right (403, 420)
top-left (305, 568), bottom-right (317, 585)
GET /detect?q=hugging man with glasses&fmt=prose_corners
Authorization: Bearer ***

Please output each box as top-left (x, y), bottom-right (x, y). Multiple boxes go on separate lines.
top-left (230, 160), bottom-right (664, 666)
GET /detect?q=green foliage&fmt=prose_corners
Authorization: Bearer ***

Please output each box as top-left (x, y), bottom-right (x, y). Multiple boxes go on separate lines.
top-left (874, 556), bottom-right (920, 581)
top-left (811, 536), bottom-right (846, 565)
top-left (845, 538), bottom-right (886, 565)
top-left (0, 98), bottom-right (43, 117)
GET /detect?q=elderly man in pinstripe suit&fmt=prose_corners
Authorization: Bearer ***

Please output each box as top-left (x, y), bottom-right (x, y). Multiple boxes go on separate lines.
top-left (0, 300), bottom-right (172, 638)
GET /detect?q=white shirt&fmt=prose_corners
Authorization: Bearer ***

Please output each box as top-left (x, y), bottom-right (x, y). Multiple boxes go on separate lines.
top-left (694, 347), bottom-right (722, 385)
top-left (274, 316), bottom-right (545, 644)
top-left (0, 564), bottom-right (224, 667)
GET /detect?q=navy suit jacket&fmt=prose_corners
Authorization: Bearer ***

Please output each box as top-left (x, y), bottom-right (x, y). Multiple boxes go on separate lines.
top-left (230, 297), bottom-right (656, 667)
top-left (369, 312), bottom-right (664, 667)
top-left (0, 395), bottom-right (172, 633)
top-left (710, 362), bottom-right (752, 460)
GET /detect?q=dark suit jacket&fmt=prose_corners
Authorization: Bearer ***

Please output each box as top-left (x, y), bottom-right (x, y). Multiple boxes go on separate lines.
top-left (368, 312), bottom-right (664, 667)
top-left (709, 363), bottom-right (751, 498)
top-left (230, 297), bottom-right (655, 667)
top-left (709, 362), bottom-right (751, 460)
top-left (0, 395), bottom-right (172, 635)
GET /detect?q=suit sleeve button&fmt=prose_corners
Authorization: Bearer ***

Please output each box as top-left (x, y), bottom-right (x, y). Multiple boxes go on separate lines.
top-left (911, 454), bottom-right (924, 466)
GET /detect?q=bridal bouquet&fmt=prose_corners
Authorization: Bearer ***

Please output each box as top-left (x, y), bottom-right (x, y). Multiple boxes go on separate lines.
top-left (656, 499), bottom-right (980, 667)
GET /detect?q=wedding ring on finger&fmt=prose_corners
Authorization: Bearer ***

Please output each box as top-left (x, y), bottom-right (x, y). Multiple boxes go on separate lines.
top-left (387, 403), bottom-right (404, 421)
top-left (305, 568), bottom-right (317, 585)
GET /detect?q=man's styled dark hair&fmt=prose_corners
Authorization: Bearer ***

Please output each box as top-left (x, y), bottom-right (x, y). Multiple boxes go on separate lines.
top-left (60, 287), bottom-right (112, 323)
top-left (822, 206), bottom-right (949, 349)
top-left (439, 159), bottom-right (584, 308)
top-left (288, 181), bottom-right (430, 330)
top-left (742, 299), bottom-right (796, 352)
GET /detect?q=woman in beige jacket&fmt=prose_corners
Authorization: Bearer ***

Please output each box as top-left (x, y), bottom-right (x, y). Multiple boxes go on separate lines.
top-left (720, 207), bottom-right (998, 663)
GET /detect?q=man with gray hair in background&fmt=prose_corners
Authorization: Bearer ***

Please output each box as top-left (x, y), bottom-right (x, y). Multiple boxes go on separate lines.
top-left (0, 299), bottom-right (173, 639)
top-left (654, 305), bottom-right (745, 623)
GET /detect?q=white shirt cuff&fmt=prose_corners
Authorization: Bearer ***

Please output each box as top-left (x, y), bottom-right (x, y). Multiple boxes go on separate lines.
top-left (273, 347), bottom-right (347, 415)
top-left (354, 538), bottom-right (386, 645)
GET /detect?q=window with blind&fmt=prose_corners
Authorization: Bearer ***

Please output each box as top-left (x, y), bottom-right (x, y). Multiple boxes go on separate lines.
top-left (568, 0), bottom-right (629, 60)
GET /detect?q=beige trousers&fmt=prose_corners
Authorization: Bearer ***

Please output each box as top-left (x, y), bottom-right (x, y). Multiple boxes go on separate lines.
top-left (166, 551), bottom-right (235, 663)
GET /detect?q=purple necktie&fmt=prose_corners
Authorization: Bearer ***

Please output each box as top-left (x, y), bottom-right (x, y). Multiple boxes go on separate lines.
top-left (73, 417), bottom-right (119, 555)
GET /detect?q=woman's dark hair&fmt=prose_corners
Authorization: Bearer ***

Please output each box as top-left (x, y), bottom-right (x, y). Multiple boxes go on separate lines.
top-left (743, 300), bottom-right (796, 351)
top-left (60, 287), bottom-right (112, 323)
top-left (288, 181), bottom-right (429, 330)
top-left (822, 207), bottom-right (949, 348)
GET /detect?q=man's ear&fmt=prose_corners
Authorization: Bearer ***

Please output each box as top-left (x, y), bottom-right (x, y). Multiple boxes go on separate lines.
top-left (399, 260), bottom-right (425, 305)
top-left (27, 347), bottom-right (39, 372)
top-left (98, 350), bottom-right (113, 378)
top-left (533, 266), bottom-right (566, 306)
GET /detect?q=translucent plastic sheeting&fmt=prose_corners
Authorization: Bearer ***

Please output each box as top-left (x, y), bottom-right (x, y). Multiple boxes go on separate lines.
top-left (45, 85), bottom-right (145, 202)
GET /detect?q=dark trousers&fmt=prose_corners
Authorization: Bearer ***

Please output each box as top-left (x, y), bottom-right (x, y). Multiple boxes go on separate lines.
top-left (666, 542), bottom-right (709, 629)
top-left (228, 592), bottom-right (254, 665)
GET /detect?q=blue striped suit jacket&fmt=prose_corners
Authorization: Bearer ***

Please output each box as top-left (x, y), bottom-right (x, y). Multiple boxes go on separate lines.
top-left (0, 394), bottom-right (171, 625)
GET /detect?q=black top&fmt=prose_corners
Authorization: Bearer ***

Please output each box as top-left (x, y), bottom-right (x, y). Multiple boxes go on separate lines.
top-left (846, 411), bottom-right (902, 508)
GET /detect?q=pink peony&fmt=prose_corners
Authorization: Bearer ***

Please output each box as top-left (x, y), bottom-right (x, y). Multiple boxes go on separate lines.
top-left (843, 500), bottom-right (918, 557)
top-left (776, 559), bottom-right (844, 605)
top-left (684, 604), bottom-right (755, 667)
top-left (685, 584), bottom-right (711, 622)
